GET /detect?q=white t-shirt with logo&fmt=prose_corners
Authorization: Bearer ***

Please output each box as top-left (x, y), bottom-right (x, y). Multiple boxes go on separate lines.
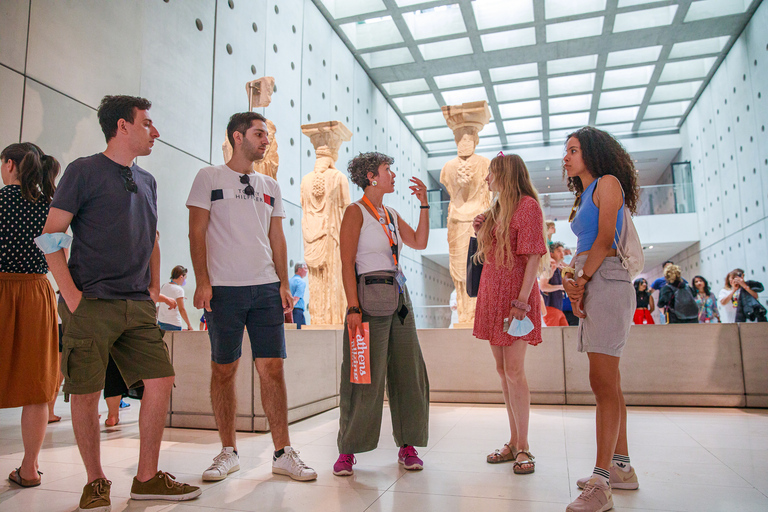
top-left (158, 282), bottom-right (185, 326)
top-left (186, 164), bottom-right (286, 286)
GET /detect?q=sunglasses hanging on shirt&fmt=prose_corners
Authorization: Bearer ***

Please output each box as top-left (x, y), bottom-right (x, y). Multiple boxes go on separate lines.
top-left (119, 166), bottom-right (138, 194)
top-left (240, 174), bottom-right (255, 197)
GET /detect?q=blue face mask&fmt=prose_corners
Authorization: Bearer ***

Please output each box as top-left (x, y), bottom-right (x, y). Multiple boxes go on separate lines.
top-left (182, 279), bottom-right (187, 286)
top-left (34, 233), bottom-right (73, 254)
top-left (506, 316), bottom-right (534, 337)
top-left (563, 254), bottom-right (573, 264)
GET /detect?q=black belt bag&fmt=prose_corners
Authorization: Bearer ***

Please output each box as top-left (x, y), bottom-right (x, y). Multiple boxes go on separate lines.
top-left (357, 270), bottom-right (400, 316)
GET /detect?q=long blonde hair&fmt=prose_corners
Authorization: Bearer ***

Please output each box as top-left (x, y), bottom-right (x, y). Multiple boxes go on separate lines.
top-left (474, 154), bottom-right (548, 274)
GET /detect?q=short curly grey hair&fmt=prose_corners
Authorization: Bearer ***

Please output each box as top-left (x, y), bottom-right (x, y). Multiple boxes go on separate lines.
top-left (347, 152), bottom-right (394, 189)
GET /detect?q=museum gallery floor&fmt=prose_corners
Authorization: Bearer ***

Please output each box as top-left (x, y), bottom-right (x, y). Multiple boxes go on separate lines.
top-left (1, 400), bottom-right (767, 512)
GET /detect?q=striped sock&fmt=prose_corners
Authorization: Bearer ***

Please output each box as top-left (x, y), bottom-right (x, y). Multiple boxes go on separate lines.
top-left (592, 467), bottom-right (610, 488)
top-left (612, 453), bottom-right (631, 472)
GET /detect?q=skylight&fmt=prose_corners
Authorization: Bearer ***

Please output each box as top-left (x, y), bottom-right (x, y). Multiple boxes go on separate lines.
top-left (442, 87), bottom-right (489, 105)
top-left (434, 71), bottom-right (483, 89)
top-left (319, 0), bottom-right (386, 19)
top-left (472, 0), bottom-right (535, 30)
top-left (406, 111), bottom-right (447, 129)
top-left (659, 57), bottom-right (717, 82)
top-left (606, 46), bottom-right (662, 67)
top-left (595, 122), bottom-right (635, 134)
top-left (494, 80), bottom-right (540, 102)
top-left (426, 141), bottom-right (458, 152)
top-left (613, 5), bottom-right (677, 32)
top-left (617, 0), bottom-right (666, 7)
top-left (480, 27), bottom-right (536, 52)
top-left (595, 106), bottom-right (640, 124)
top-left (545, 0), bottom-right (606, 19)
top-left (548, 73), bottom-right (595, 95)
top-left (644, 100), bottom-right (691, 119)
top-left (505, 132), bottom-right (544, 144)
top-left (503, 117), bottom-right (543, 133)
top-left (489, 63), bottom-right (539, 82)
top-left (417, 127), bottom-right (454, 142)
top-left (550, 112), bottom-right (590, 129)
top-left (549, 94), bottom-right (593, 114)
top-left (639, 118), bottom-right (680, 130)
top-left (650, 81), bottom-right (703, 102)
top-left (684, 0), bottom-right (750, 22)
top-left (418, 38), bottom-right (474, 60)
top-left (382, 78), bottom-right (430, 96)
top-left (340, 17), bottom-right (403, 50)
top-left (546, 16), bottom-right (604, 42)
top-left (602, 65), bottom-right (655, 89)
top-left (360, 47), bottom-right (414, 68)
top-left (547, 55), bottom-right (598, 75)
top-left (669, 36), bottom-right (731, 59)
top-left (393, 93), bottom-right (439, 113)
top-left (598, 88), bottom-right (647, 109)
top-left (402, 5), bottom-right (467, 40)
top-left (498, 100), bottom-right (542, 119)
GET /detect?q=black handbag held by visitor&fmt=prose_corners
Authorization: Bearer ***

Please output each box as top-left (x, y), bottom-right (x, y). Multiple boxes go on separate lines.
top-left (466, 236), bottom-right (483, 298)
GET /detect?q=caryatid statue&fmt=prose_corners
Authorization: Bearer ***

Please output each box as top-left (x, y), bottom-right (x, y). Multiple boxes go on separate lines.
top-left (222, 76), bottom-right (279, 179)
top-left (300, 121), bottom-right (352, 325)
top-left (439, 101), bottom-right (492, 325)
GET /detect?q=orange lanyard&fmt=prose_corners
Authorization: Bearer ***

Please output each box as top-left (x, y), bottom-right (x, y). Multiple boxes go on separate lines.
top-left (361, 195), bottom-right (398, 266)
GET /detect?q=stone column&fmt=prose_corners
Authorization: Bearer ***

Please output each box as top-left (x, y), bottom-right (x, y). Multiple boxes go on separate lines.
top-left (300, 121), bottom-right (353, 326)
top-left (439, 101), bottom-right (492, 326)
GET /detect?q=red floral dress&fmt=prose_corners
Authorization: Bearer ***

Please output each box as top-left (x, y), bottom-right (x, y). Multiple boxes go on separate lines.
top-left (473, 195), bottom-right (548, 346)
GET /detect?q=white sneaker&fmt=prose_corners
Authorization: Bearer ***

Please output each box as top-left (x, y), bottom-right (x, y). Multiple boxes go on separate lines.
top-left (202, 447), bottom-right (240, 481)
top-left (272, 446), bottom-right (317, 481)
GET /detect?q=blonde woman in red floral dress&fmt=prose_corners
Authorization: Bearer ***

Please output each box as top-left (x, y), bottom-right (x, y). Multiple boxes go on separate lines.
top-left (472, 153), bottom-right (548, 475)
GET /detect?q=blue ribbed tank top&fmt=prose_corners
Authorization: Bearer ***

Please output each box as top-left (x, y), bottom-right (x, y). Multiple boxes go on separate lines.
top-left (571, 178), bottom-right (624, 254)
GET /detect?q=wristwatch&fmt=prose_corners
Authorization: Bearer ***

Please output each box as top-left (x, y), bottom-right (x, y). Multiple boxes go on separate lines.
top-left (577, 269), bottom-right (592, 282)
top-left (347, 306), bottom-right (361, 315)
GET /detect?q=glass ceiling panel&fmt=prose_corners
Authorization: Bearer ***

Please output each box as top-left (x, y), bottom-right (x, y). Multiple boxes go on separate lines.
top-left (613, 5), bottom-right (677, 32)
top-left (419, 38), bottom-right (473, 60)
top-left (472, 0), bottom-right (534, 30)
top-left (319, 0), bottom-right (386, 19)
top-left (595, 122), bottom-right (635, 134)
top-left (442, 87), bottom-right (489, 105)
top-left (340, 17), bottom-right (403, 50)
top-left (505, 132), bottom-right (544, 144)
top-left (548, 73), bottom-right (595, 95)
top-left (644, 100), bottom-right (691, 119)
top-left (406, 111), bottom-right (447, 129)
top-left (550, 112), bottom-right (590, 129)
top-left (546, 17), bottom-right (605, 43)
top-left (426, 141), bottom-right (458, 152)
top-left (650, 81), bottom-right (703, 102)
top-left (545, 0), bottom-right (606, 20)
top-left (434, 71), bottom-right (483, 89)
top-left (480, 27), bottom-right (536, 52)
top-left (489, 63), bottom-right (539, 82)
top-left (598, 87), bottom-right (646, 109)
top-left (617, 0), bottom-right (666, 7)
top-left (547, 55), bottom-right (598, 75)
top-left (606, 46), bottom-right (662, 67)
top-left (548, 129), bottom-right (576, 142)
top-left (684, 0), bottom-right (750, 22)
top-left (480, 124), bottom-right (499, 136)
top-left (503, 117), bottom-right (543, 133)
top-left (669, 36), bottom-right (730, 59)
top-left (383, 78), bottom-right (430, 95)
top-left (393, 93), bottom-right (439, 113)
top-left (417, 127), bottom-right (454, 142)
top-left (595, 106), bottom-right (640, 124)
top-left (360, 47), bottom-right (414, 68)
top-left (602, 65), bottom-right (655, 89)
top-left (477, 136), bottom-right (502, 147)
top-left (659, 57), bottom-right (717, 82)
top-left (402, 4), bottom-right (467, 41)
top-left (498, 100), bottom-right (542, 119)
top-left (549, 94), bottom-right (592, 114)
top-left (639, 118), bottom-right (680, 130)
top-left (494, 80), bottom-right (540, 102)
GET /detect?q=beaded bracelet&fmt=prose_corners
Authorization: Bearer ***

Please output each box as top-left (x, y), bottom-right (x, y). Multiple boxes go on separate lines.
top-left (510, 299), bottom-right (531, 312)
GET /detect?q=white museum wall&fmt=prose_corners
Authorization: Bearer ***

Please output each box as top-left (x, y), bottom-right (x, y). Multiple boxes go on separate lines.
top-left (665, 0), bottom-right (768, 308)
top-left (0, 0), bottom-right (451, 328)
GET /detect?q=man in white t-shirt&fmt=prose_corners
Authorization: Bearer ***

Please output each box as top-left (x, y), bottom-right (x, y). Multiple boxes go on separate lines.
top-left (187, 112), bottom-right (316, 483)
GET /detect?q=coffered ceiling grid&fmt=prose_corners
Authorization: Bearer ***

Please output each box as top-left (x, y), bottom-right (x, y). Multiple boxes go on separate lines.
top-left (311, 0), bottom-right (763, 155)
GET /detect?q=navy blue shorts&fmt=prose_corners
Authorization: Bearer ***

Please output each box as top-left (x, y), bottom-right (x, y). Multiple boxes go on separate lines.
top-left (207, 283), bottom-right (287, 364)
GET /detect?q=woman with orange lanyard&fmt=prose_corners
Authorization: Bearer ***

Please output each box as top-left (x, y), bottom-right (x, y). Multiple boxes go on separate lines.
top-left (333, 152), bottom-right (430, 476)
top-left (562, 127), bottom-right (639, 512)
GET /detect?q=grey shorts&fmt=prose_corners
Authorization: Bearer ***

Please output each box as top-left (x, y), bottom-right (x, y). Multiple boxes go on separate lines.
top-left (574, 255), bottom-right (635, 357)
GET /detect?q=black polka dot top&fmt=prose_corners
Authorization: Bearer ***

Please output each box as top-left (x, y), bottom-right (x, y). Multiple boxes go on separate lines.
top-left (0, 185), bottom-right (50, 274)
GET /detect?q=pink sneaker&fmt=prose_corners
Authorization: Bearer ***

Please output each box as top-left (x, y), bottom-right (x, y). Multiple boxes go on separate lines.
top-left (398, 446), bottom-right (423, 470)
top-left (333, 454), bottom-right (356, 476)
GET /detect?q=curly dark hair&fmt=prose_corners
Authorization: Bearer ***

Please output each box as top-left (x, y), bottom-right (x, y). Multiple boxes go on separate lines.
top-left (97, 95), bottom-right (152, 143)
top-left (562, 126), bottom-right (640, 213)
top-left (347, 152), bottom-right (394, 189)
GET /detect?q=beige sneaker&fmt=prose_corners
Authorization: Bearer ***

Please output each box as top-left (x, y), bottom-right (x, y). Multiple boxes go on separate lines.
top-left (577, 464), bottom-right (638, 490)
top-left (566, 477), bottom-right (613, 512)
top-left (76, 478), bottom-right (111, 512)
top-left (130, 471), bottom-right (201, 501)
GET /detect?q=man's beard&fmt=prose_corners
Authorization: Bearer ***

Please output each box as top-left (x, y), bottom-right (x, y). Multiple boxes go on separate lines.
top-left (242, 139), bottom-right (265, 162)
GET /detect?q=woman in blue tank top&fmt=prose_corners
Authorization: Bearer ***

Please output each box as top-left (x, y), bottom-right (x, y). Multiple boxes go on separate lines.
top-left (561, 127), bottom-right (640, 512)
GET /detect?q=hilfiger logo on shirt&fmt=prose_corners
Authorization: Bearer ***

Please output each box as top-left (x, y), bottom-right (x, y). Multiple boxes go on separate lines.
top-left (211, 188), bottom-right (274, 207)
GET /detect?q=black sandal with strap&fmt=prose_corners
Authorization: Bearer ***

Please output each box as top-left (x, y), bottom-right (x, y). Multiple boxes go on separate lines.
top-left (8, 468), bottom-right (42, 487)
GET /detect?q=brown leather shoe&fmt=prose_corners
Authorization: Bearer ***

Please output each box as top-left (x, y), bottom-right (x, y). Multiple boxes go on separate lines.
top-left (76, 478), bottom-right (111, 512)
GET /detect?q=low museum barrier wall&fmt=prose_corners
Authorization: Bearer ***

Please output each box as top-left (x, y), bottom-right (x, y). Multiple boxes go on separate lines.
top-left (164, 323), bottom-right (767, 431)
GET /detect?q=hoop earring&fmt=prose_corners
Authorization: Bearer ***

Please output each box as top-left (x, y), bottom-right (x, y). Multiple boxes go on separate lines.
top-left (371, 180), bottom-right (378, 186)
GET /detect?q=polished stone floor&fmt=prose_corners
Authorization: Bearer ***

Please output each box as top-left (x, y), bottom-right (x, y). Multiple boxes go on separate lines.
top-left (1, 400), bottom-right (767, 511)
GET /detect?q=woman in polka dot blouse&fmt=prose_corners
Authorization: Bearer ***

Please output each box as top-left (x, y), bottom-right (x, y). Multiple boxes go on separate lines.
top-left (1, 142), bottom-right (61, 488)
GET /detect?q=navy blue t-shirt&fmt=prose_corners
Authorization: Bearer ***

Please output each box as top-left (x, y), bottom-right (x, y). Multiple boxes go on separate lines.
top-left (50, 153), bottom-right (157, 300)
top-left (543, 268), bottom-right (565, 310)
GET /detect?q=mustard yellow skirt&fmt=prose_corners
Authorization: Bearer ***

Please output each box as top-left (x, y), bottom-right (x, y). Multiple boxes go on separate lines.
top-left (0, 272), bottom-right (59, 408)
